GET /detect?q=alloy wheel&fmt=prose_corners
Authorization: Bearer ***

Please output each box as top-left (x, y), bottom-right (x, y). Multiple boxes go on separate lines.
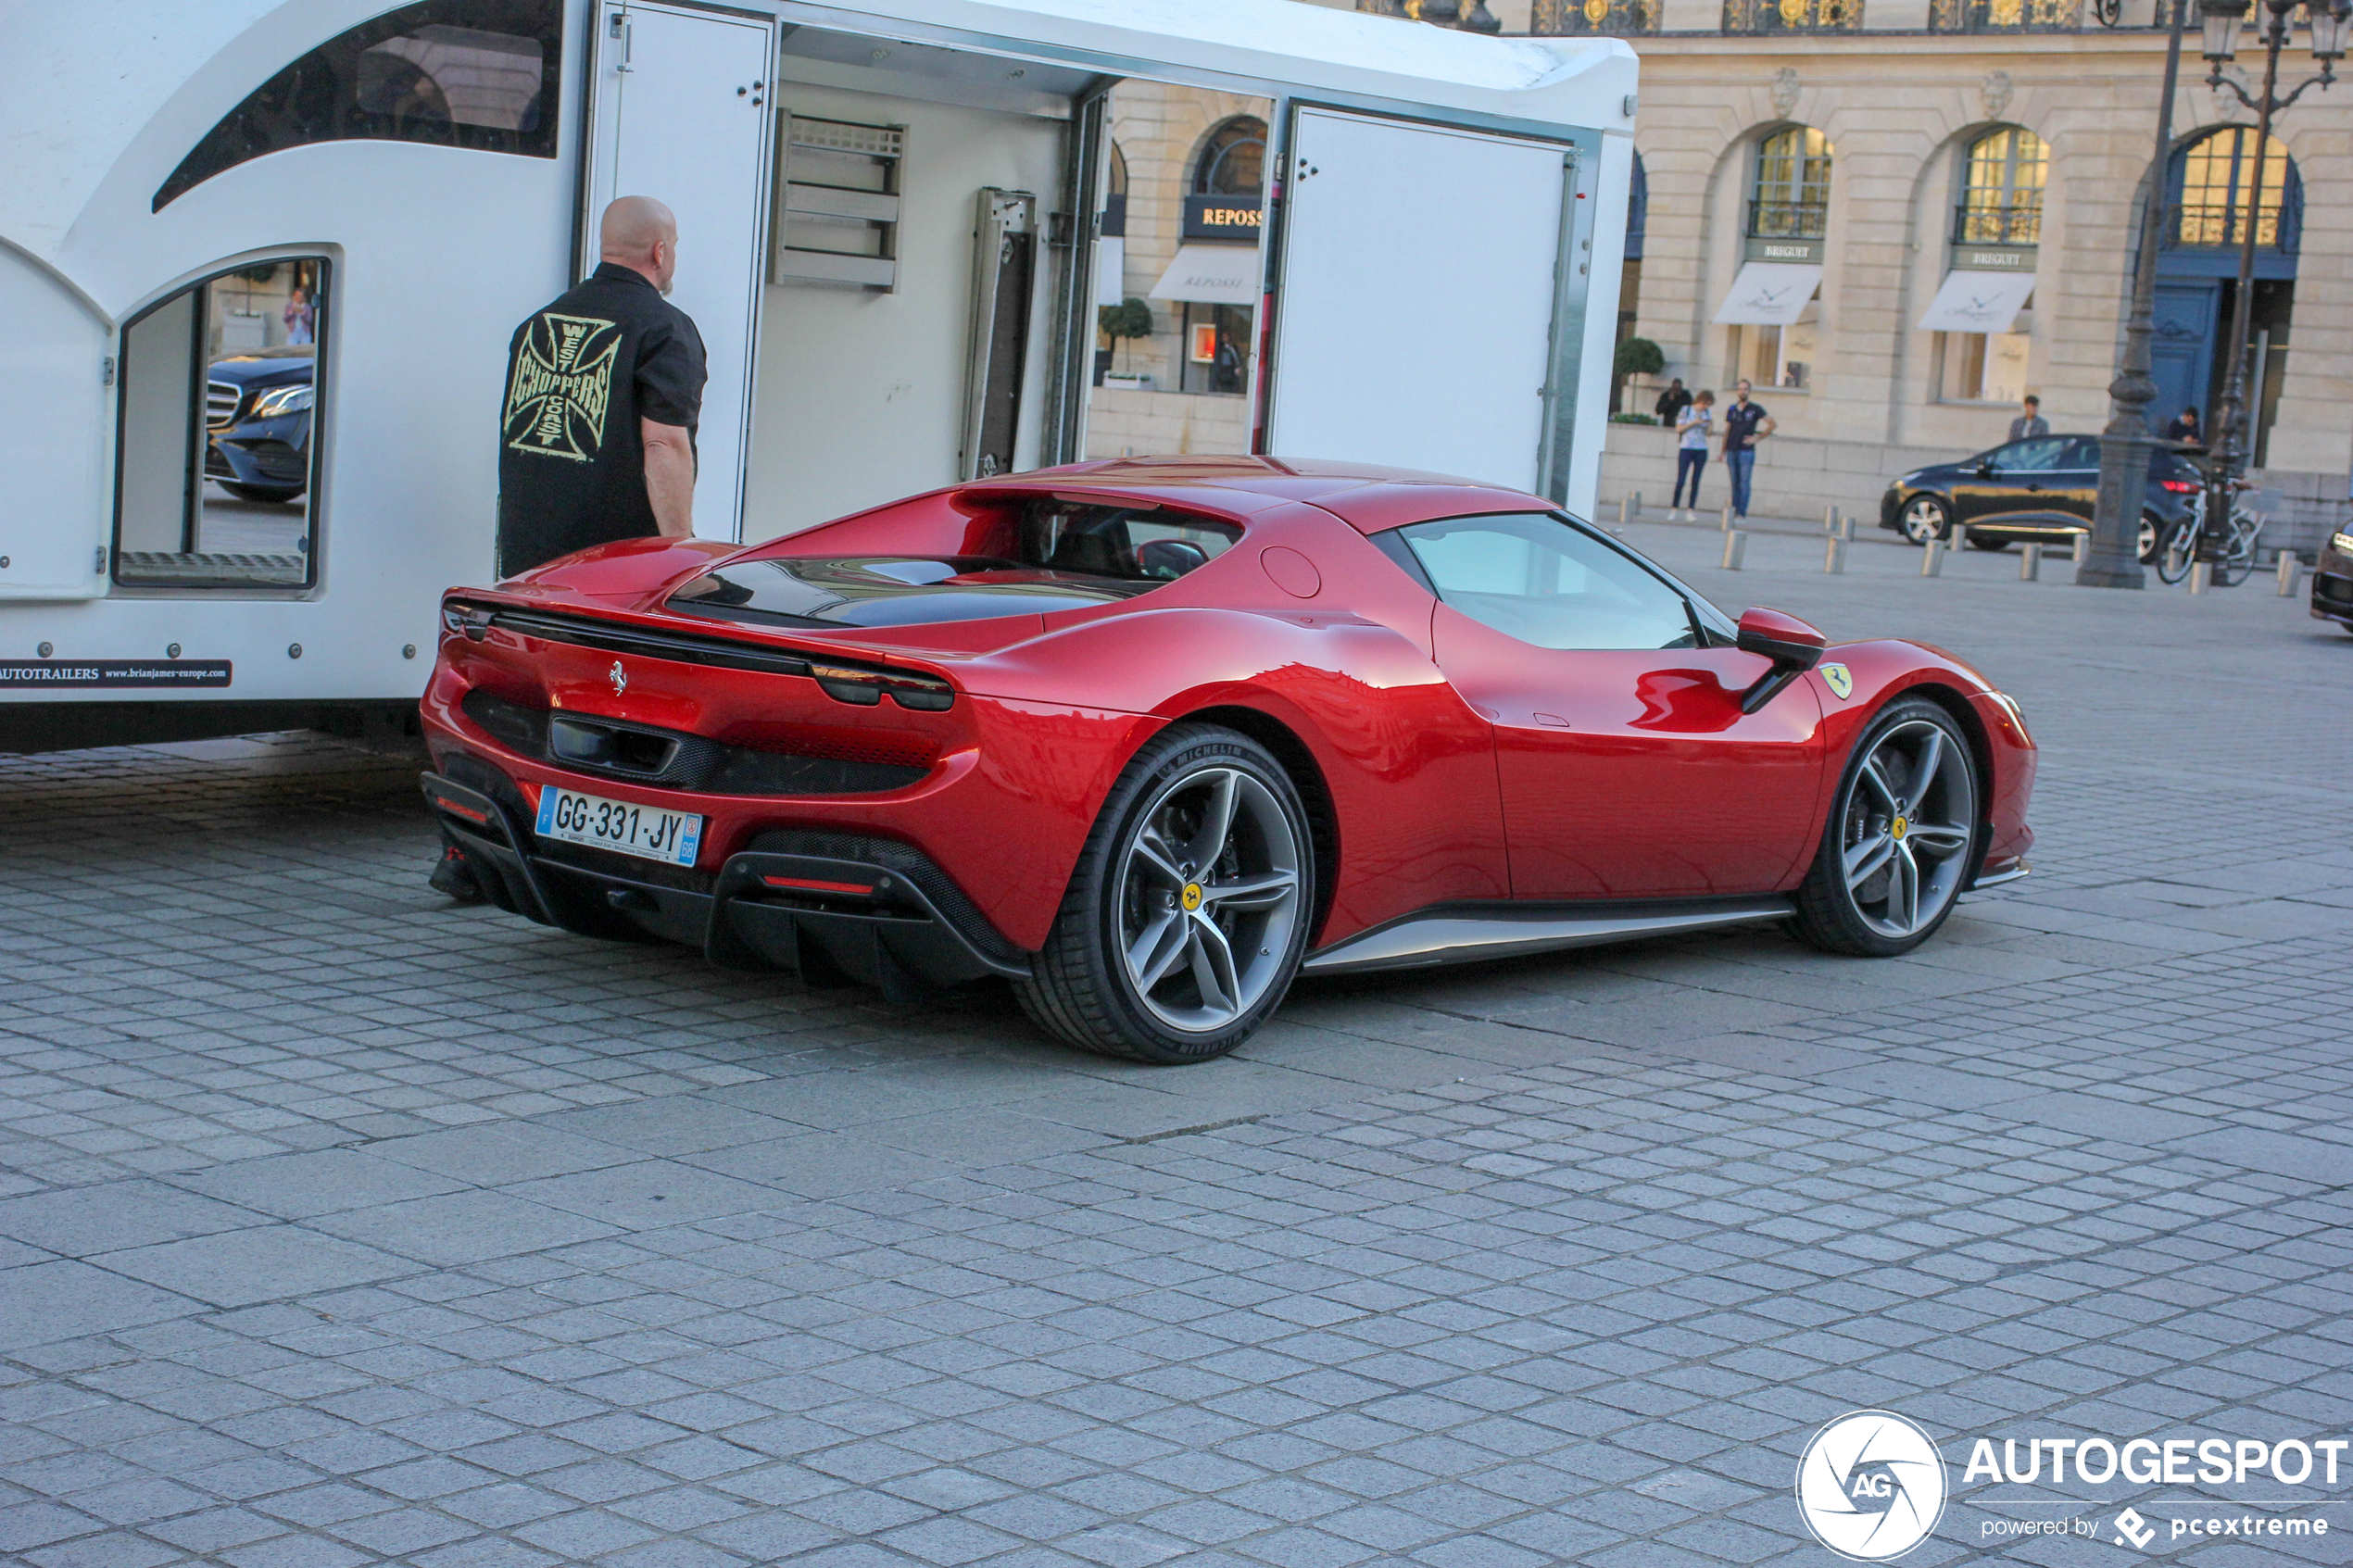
top-left (1114, 765), bottom-right (1302, 1033)
top-left (1835, 719), bottom-right (1975, 940)
top-left (1899, 496), bottom-right (1948, 545)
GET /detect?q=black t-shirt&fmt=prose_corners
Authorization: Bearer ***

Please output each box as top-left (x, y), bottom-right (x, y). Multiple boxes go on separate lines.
top-left (1722, 399), bottom-right (1769, 453)
top-left (497, 262), bottom-right (707, 575)
top-left (1655, 387), bottom-right (1692, 423)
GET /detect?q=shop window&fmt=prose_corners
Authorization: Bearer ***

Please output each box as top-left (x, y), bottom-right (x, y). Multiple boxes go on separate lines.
top-left (155, 0), bottom-right (560, 210)
top-left (1955, 127), bottom-right (2045, 245)
top-left (115, 260), bottom-right (329, 588)
top-left (1729, 302), bottom-right (1817, 392)
top-left (1937, 328), bottom-right (2031, 403)
top-left (1180, 305), bottom-right (1252, 395)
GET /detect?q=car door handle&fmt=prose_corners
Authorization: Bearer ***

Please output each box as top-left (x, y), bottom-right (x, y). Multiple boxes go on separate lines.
top-left (1534, 712), bottom-right (1571, 728)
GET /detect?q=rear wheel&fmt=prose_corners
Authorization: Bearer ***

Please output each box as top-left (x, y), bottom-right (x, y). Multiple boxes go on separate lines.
top-left (1017, 725), bottom-right (1312, 1063)
top-left (1897, 495), bottom-right (1951, 546)
top-left (1788, 698), bottom-right (1979, 958)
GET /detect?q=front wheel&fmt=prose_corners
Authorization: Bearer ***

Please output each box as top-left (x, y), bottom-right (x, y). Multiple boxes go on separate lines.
top-left (1017, 725), bottom-right (1314, 1063)
top-left (1788, 698), bottom-right (1980, 958)
top-left (1897, 495), bottom-right (1951, 546)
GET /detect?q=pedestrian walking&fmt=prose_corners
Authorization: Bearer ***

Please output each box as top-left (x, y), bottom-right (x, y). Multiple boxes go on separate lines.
top-left (1721, 380), bottom-right (1773, 521)
top-left (496, 194), bottom-right (708, 578)
top-left (282, 285), bottom-right (314, 345)
top-left (2007, 395), bottom-right (2048, 442)
top-left (1653, 377), bottom-right (1692, 427)
top-left (1672, 390), bottom-right (1714, 518)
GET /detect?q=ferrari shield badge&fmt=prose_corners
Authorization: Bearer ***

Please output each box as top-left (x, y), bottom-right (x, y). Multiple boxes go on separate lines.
top-left (1820, 663), bottom-right (1853, 699)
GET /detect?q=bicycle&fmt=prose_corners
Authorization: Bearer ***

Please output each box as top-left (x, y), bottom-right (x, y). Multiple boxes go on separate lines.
top-left (2155, 480), bottom-right (2263, 586)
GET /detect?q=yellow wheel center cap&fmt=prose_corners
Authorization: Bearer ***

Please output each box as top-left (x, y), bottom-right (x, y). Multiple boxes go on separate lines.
top-left (1181, 883), bottom-right (1203, 911)
top-left (1891, 816), bottom-right (1908, 841)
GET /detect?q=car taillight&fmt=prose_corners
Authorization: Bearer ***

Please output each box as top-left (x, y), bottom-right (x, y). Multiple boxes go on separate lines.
top-left (2159, 479), bottom-right (2199, 494)
top-left (441, 602), bottom-right (493, 641)
top-left (807, 662), bottom-right (956, 711)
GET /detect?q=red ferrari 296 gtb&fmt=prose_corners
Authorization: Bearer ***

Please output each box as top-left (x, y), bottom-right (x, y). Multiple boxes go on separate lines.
top-left (422, 457), bottom-right (2034, 1062)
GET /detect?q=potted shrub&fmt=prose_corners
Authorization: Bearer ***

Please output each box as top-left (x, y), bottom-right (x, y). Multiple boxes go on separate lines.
top-left (1099, 298), bottom-right (1155, 390)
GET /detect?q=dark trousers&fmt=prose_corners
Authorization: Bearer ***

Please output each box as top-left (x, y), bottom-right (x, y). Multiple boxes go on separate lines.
top-left (1673, 448), bottom-right (1707, 508)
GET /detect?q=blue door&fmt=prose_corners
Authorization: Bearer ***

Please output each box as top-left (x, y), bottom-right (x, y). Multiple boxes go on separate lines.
top-left (2149, 280), bottom-right (2219, 434)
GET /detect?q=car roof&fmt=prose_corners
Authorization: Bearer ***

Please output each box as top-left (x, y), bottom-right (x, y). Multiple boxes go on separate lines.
top-left (989, 457), bottom-right (1550, 534)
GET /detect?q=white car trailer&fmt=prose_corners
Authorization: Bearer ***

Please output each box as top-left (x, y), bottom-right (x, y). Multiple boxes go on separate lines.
top-left (0, 0), bottom-right (1634, 750)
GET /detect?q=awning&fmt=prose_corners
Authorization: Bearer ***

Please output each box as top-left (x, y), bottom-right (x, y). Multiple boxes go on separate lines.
top-left (1916, 269), bottom-right (2037, 334)
top-left (1711, 262), bottom-right (1822, 326)
top-left (1149, 243), bottom-right (1260, 306)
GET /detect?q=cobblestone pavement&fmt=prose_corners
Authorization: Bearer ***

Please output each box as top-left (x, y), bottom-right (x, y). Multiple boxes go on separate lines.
top-left (3, 538), bottom-right (2347, 1568)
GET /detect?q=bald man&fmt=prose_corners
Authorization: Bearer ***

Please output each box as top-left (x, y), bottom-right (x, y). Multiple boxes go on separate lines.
top-left (496, 196), bottom-right (708, 575)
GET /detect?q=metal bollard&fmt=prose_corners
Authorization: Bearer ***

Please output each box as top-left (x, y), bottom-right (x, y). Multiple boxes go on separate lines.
top-left (1824, 504), bottom-right (1840, 533)
top-left (2071, 532), bottom-right (2090, 564)
top-left (1618, 495), bottom-right (1630, 528)
top-left (1920, 539), bottom-right (1944, 578)
top-left (2020, 544), bottom-right (2042, 582)
top-left (1839, 515), bottom-right (1855, 541)
top-left (2188, 561), bottom-right (2210, 595)
top-left (1823, 536), bottom-right (1846, 574)
top-left (1721, 531), bottom-right (1747, 570)
top-left (1632, 490), bottom-right (1643, 519)
top-left (1721, 502), bottom-right (1735, 533)
top-left (2277, 550), bottom-right (2300, 596)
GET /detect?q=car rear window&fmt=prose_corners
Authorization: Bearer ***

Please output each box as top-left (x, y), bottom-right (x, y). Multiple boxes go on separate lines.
top-left (1019, 501), bottom-right (1239, 583)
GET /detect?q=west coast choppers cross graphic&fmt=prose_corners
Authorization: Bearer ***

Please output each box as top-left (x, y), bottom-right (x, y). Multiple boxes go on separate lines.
top-left (504, 312), bottom-right (622, 462)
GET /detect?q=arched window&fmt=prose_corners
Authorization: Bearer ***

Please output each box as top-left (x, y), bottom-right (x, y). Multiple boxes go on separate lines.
top-left (1957, 127), bottom-right (2046, 245)
top-left (1748, 127), bottom-right (1831, 240)
top-left (2170, 127), bottom-right (2299, 251)
top-left (155, 0), bottom-right (561, 211)
top-left (1103, 142), bottom-right (1128, 240)
top-left (1193, 118), bottom-right (1267, 197)
top-left (1626, 154), bottom-right (1648, 261)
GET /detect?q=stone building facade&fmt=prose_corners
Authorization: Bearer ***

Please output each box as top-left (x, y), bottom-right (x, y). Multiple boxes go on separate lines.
top-left (1087, 0), bottom-right (2350, 549)
top-left (1566, 0), bottom-right (2351, 546)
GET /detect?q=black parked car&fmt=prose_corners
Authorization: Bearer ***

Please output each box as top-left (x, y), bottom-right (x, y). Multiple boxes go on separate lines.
top-left (204, 348), bottom-right (314, 503)
top-left (1879, 433), bottom-right (2203, 558)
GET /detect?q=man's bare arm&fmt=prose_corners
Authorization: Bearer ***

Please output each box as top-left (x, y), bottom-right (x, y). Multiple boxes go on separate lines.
top-left (642, 419), bottom-right (695, 538)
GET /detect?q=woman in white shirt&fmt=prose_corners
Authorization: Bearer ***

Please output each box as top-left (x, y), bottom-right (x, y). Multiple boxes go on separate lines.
top-left (1672, 390), bottom-right (1715, 520)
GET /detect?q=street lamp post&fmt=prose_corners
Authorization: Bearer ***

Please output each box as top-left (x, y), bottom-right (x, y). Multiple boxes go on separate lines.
top-left (2081, 0), bottom-right (2191, 588)
top-left (2193, 0), bottom-right (2347, 559)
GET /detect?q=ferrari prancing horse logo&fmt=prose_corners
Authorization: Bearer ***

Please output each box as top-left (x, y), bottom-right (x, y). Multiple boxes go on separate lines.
top-left (1820, 663), bottom-right (1853, 700)
top-left (609, 661), bottom-right (628, 696)
top-left (505, 312), bottom-right (622, 463)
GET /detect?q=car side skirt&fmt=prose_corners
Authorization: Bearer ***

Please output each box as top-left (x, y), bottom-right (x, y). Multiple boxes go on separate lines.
top-left (1301, 897), bottom-right (1796, 976)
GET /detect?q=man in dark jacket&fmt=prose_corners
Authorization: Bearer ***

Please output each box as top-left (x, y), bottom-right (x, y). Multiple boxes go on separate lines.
top-left (1653, 378), bottom-right (1692, 426)
top-left (496, 195), bottom-right (708, 576)
top-left (436, 196), bottom-right (709, 901)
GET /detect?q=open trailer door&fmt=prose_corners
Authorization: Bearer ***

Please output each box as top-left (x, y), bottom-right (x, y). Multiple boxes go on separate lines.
top-left (0, 248), bottom-right (107, 600)
top-left (1263, 108), bottom-right (1579, 494)
top-left (580, 0), bottom-right (776, 543)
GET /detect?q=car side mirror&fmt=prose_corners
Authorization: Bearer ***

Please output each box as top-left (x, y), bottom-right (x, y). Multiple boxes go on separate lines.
top-left (1734, 607), bottom-right (1826, 715)
top-left (1975, 461), bottom-right (1995, 478)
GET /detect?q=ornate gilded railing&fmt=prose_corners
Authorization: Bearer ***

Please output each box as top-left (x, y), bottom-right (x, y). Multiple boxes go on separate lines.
top-left (1930, 0), bottom-right (2082, 29)
top-left (1532, 0), bottom-right (1661, 32)
top-left (1723, 0), bottom-right (1862, 31)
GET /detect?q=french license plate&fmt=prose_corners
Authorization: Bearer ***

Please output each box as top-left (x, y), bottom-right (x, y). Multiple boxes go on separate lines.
top-left (535, 786), bottom-right (703, 868)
